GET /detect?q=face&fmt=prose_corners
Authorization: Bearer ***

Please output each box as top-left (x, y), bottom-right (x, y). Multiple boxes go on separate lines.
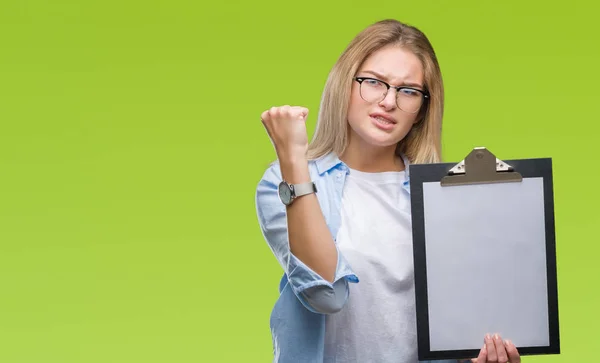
top-left (347, 45), bottom-right (426, 151)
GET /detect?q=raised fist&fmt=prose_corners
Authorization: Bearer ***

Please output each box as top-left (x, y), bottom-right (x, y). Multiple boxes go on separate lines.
top-left (260, 105), bottom-right (309, 160)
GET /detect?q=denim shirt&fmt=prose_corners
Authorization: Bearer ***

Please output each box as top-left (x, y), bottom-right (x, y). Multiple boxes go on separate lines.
top-left (255, 151), bottom-right (459, 363)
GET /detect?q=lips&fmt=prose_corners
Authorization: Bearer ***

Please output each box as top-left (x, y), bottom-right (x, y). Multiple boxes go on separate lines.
top-left (370, 113), bottom-right (396, 124)
top-left (369, 112), bottom-right (397, 131)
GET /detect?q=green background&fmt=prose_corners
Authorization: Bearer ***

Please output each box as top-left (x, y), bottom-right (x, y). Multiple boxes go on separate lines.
top-left (0, 0), bottom-right (598, 362)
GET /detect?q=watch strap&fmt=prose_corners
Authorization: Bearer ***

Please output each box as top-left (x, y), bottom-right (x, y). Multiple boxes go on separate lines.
top-left (292, 182), bottom-right (317, 198)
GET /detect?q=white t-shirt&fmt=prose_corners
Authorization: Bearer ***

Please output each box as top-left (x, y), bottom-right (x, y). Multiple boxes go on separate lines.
top-left (323, 167), bottom-right (418, 363)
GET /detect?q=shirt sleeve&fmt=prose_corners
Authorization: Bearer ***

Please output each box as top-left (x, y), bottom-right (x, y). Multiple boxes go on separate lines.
top-left (255, 162), bottom-right (359, 314)
top-left (299, 278), bottom-right (349, 314)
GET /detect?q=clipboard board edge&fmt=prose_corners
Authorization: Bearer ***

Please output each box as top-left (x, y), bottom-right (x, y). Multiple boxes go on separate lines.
top-left (410, 153), bottom-right (560, 360)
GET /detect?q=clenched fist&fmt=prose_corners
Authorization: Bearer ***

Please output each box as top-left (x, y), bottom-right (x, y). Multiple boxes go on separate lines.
top-left (261, 105), bottom-right (309, 161)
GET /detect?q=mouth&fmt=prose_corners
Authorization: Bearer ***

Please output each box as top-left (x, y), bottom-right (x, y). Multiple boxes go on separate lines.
top-left (370, 113), bottom-right (396, 124)
top-left (370, 113), bottom-right (397, 130)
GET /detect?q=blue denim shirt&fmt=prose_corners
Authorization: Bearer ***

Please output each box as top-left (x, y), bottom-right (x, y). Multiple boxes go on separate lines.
top-left (255, 151), bottom-right (459, 363)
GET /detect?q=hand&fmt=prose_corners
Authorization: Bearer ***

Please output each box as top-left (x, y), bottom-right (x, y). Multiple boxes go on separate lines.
top-left (470, 334), bottom-right (520, 363)
top-left (260, 105), bottom-right (309, 160)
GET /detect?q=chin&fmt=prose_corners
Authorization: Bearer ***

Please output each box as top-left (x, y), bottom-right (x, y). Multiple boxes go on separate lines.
top-left (348, 116), bottom-right (411, 150)
top-left (357, 129), bottom-right (403, 148)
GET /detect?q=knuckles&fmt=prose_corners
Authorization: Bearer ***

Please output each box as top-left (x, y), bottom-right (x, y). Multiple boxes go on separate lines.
top-left (262, 105), bottom-right (309, 122)
top-left (269, 106), bottom-right (280, 118)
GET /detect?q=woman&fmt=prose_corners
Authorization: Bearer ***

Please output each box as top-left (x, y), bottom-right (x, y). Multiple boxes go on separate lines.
top-left (255, 19), bottom-right (521, 363)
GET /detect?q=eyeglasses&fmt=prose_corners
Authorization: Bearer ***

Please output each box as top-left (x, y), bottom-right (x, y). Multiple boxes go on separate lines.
top-left (354, 77), bottom-right (429, 114)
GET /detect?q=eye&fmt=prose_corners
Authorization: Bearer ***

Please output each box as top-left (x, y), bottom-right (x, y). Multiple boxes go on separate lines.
top-left (364, 79), bottom-right (384, 88)
top-left (399, 88), bottom-right (420, 97)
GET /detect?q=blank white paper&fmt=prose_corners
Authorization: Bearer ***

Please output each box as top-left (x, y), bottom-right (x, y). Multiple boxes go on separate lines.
top-left (422, 177), bottom-right (549, 351)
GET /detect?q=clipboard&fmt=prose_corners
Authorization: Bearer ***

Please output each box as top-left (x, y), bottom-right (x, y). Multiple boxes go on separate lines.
top-left (409, 147), bottom-right (560, 361)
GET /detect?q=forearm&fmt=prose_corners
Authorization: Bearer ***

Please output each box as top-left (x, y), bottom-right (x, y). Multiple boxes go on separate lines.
top-left (280, 155), bottom-right (338, 283)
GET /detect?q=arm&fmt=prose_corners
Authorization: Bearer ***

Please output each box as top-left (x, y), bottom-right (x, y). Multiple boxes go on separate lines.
top-left (279, 156), bottom-right (338, 282)
top-left (257, 105), bottom-right (357, 314)
top-left (256, 161), bottom-right (357, 314)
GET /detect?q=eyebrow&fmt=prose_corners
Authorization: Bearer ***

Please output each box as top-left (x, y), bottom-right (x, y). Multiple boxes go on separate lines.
top-left (360, 70), bottom-right (424, 89)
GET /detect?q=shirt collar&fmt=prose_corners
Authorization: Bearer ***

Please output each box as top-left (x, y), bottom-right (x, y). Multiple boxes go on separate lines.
top-left (314, 151), bottom-right (412, 179)
top-left (314, 151), bottom-right (344, 175)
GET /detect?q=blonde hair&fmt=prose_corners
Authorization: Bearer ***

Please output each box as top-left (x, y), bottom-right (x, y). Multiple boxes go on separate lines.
top-left (306, 19), bottom-right (444, 164)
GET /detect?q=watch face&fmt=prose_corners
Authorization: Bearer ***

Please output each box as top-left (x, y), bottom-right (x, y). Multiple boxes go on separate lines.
top-left (278, 182), bottom-right (292, 205)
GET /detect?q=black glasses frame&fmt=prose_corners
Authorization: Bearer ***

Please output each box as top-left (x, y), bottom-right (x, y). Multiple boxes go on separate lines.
top-left (353, 76), bottom-right (430, 112)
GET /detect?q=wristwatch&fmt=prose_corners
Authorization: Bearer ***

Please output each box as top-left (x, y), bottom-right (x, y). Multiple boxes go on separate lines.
top-left (278, 181), bottom-right (317, 206)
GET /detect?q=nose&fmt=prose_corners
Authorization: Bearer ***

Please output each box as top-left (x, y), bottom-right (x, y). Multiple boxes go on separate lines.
top-left (378, 88), bottom-right (397, 110)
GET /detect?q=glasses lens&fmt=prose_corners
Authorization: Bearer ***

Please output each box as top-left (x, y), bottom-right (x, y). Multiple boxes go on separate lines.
top-left (396, 88), bottom-right (424, 114)
top-left (360, 78), bottom-right (425, 113)
top-left (359, 79), bottom-right (387, 103)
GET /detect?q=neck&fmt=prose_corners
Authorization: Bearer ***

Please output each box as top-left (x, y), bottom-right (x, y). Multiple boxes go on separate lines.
top-left (340, 139), bottom-right (405, 173)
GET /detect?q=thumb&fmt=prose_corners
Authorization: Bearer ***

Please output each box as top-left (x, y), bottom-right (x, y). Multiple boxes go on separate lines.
top-left (468, 344), bottom-right (487, 363)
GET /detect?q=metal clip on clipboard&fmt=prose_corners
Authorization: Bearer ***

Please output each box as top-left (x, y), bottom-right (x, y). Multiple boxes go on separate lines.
top-left (441, 147), bottom-right (523, 186)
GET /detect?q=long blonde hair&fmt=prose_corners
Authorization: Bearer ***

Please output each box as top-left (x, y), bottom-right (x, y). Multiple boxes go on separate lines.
top-left (306, 19), bottom-right (444, 164)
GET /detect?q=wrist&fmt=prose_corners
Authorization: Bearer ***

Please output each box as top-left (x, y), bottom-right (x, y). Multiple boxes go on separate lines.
top-left (279, 156), bottom-right (310, 184)
top-left (276, 146), bottom-right (306, 162)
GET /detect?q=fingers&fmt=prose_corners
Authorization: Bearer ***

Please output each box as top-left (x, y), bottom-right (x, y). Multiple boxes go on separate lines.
top-left (505, 340), bottom-right (521, 363)
top-left (471, 336), bottom-right (519, 363)
top-left (260, 109), bottom-right (271, 123)
top-left (273, 105), bottom-right (289, 121)
top-left (485, 334), bottom-right (497, 362)
top-left (259, 105), bottom-right (310, 157)
top-left (293, 106), bottom-right (309, 120)
top-left (472, 343), bottom-right (486, 363)
top-left (493, 334), bottom-right (509, 363)
top-left (261, 105), bottom-right (309, 124)
top-left (482, 333), bottom-right (520, 363)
